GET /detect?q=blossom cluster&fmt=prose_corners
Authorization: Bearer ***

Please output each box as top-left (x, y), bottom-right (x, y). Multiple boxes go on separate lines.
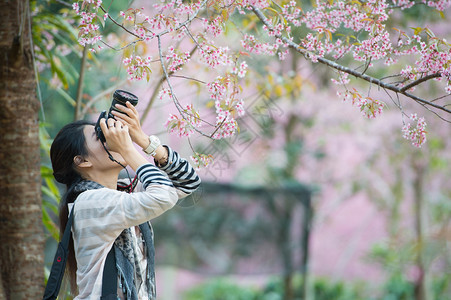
top-left (233, 0), bottom-right (271, 11)
top-left (402, 114), bottom-right (427, 148)
top-left (165, 104), bottom-right (202, 137)
top-left (202, 16), bottom-right (224, 38)
top-left (231, 61), bottom-right (248, 78)
top-left (73, 1), bottom-right (103, 49)
top-left (122, 55), bottom-right (152, 81)
top-left (281, 0), bottom-right (302, 26)
top-left (296, 0), bottom-right (391, 64)
top-left (153, 0), bottom-right (202, 19)
top-left (353, 31), bottom-right (392, 62)
top-left (396, 34), bottom-right (451, 93)
top-left (165, 46), bottom-right (191, 72)
top-left (157, 88), bottom-right (173, 101)
top-left (190, 152), bottom-right (214, 170)
top-left (207, 76), bottom-right (245, 139)
top-left (331, 71), bottom-right (350, 85)
top-left (73, 0), bottom-right (449, 155)
top-left (241, 34), bottom-right (278, 56)
top-left (422, 0), bottom-right (451, 11)
top-left (340, 89), bottom-right (385, 119)
top-left (198, 44), bottom-right (233, 69)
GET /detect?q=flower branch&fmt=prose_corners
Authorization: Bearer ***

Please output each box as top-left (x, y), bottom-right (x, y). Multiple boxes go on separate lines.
top-left (251, 5), bottom-right (451, 116)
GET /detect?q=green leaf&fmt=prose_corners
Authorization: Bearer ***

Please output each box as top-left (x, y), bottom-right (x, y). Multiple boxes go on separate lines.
top-left (55, 87), bottom-right (76, 106)
top-left (42, 186), bottom-right (59, 202)
top-left (97, 12), bottom-right (106, 28)
top-left (42, 207), bottom-right (60, 241)
top-left (410, 27), bottom-right (424, 36)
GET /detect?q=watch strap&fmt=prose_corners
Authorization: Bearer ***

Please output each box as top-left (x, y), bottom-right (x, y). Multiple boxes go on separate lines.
top-left (143, 135), bottom-right (161, 156)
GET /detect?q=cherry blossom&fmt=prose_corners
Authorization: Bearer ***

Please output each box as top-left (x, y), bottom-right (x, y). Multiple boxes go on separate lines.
top-left (190, 152), bottom-right (214, 170)
top-left (72, 0), bottom-right (451, 158)
top-left (122, 55), bottom-right (153, 81)
top-left (340, 89), bottom-right (385, 119)
top-left (402, 114), bottom-right (428, 148)
top-left (165, 104), bottom-right (202, 137)
top-left (165, 46), bottom-right (191, 72)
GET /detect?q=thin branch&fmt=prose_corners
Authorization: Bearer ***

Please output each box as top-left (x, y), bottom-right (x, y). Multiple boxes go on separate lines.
top-left (170, 74), bottom-right (206, 84)
top-left (80, 78), bottom-right (128, 117)
top-left (431, 93), bottom-right (451, 103)
top-left (400, 73), bottom-right (441, 92)
top-left (54, 0), bottom-right (72, 7)
top-left (100, 39), bottom-right (143, 51)
top-left (100, 6), bottom-right (141, 39)
top-left (141, 45), bottom-right (199, 122)
top-left (157, 36), bottom-right (211, 138)
top-left (99, 0), bottom-right (207, 51)
top-left (140, 76), bottom-right (169, 123)
top-left (382, 87), bottom-right (403, 112)
top-left (361, 57), bottom-right (372, 75)
top-left (250, 6), bottom-right (451, 115)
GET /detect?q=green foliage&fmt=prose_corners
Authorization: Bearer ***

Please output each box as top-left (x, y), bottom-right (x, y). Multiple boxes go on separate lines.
top-left (312, 278), bottom-right (365, 300)
top-left (32, 0), bottom-right (81, 90)
top-left (40, 123), bottom-right (60, 242)
top-left (431, 275), bottom-right (451, 300)
top-left (184, 280), bottom-right (259, 300)
top-left (381, 274), bottom-right (415, 300)
top-left (369, 241), bottom-right (451, 299)
top-left (183, 273), bottom-right (451, 300)
top-left (183, 275), bottom-right (368, 300)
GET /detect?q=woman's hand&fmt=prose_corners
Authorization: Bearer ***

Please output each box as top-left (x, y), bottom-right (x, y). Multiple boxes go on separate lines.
top-left (100, 118), bottom-right (134, 154)
top-left (111, 101), bottom-right (149, 149)
top-left (100, 118), bottom-right (150, 171)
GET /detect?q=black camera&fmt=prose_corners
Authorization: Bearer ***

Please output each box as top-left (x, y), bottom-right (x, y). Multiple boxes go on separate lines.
top-left (95, 90), bottom-right (139, 143)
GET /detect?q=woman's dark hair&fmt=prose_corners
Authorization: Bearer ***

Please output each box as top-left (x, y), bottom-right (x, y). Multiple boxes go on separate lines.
top-left (50, 120), bottom-right (94, 294)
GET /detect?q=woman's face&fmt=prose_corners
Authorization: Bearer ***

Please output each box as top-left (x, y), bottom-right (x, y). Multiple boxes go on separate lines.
top-left (82, 125), bottom-right (126, 170)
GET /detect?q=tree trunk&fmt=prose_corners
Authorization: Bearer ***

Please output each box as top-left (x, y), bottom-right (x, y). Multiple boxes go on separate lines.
top-left (0, 0), bottom-right (44, 299)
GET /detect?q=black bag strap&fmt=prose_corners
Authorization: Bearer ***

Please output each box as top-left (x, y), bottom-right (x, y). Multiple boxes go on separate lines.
top-left (43, 205), bottom-right (75, 300)
top-left (100, 246), bottom-right (118, 300)
top-left (43, 205), bottom-right (118, 300)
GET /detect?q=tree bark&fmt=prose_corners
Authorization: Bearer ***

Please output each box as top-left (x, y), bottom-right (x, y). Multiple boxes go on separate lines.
top-left (0, 0), bottom-right (44, 299)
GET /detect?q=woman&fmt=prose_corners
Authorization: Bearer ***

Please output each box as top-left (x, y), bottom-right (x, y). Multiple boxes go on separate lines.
top-left (50, 101), bottom-right (201, 299)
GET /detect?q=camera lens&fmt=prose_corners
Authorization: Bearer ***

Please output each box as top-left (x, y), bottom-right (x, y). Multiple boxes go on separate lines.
top-left (108, 90), bottom-right (139, 117)
top-left (95, 90), bottom-right (139, 143)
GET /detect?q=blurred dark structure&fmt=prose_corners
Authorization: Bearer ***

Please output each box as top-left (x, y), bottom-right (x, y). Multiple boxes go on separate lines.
top-left (153, 181), bottom-right (312, 299)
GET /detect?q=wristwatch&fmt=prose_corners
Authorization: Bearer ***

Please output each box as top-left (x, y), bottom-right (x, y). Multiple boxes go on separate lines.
top-left (143, 135), bottom-right (161, 156)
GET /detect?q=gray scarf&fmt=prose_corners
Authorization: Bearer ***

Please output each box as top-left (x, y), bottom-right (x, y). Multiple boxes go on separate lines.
top-left (74, 180), bottom-right (156, 300)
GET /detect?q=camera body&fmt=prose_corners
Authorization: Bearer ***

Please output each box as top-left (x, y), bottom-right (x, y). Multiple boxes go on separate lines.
top-left (95, 90), bottom-right (139, 143)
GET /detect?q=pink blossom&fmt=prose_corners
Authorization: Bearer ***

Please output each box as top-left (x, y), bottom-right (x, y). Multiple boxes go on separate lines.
top-left (73, 2), bottom-right (80, 14)
top-left (341, 89), bottom-right (385, 119)
top-left (165, 47), bottom-right (191, 72)
top-left (402, 114), bottom-right (427, 147)
top-left (122, 55), bottom-right (153, 81)
top-left (331, 71), bottom-right (350, 85)
top-left (165, 104), bottom-right (202, 137)
top-left (190, 153), bottom-right (214, 170)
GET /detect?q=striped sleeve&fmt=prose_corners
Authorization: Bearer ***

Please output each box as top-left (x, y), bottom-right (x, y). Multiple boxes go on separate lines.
top-left (136, 163), bottom-right (174, 190)
top-left (157, 146), bottom-right (201, 195)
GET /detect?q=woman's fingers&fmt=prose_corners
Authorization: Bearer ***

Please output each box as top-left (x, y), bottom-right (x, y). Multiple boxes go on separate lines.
top-left (103, 118), bottom-right (128, 134)
top-left (113, 101), bottom-right (138, 118)
top-left (101, 118), bottom-right (133, 152)
top-left (110, 101), bottom-right (146, 146)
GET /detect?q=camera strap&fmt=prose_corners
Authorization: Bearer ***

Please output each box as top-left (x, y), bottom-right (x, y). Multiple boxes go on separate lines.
top-left (43, 205), bottom-right (118, 299)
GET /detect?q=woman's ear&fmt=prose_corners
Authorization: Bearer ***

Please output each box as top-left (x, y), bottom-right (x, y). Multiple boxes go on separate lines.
top-left (74, 155), bottom-right (92, 168)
